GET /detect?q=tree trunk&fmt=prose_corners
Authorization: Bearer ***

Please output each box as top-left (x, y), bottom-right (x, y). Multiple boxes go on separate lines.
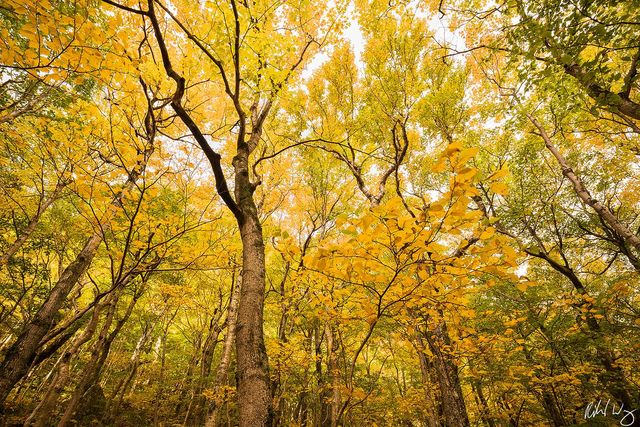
top-left (0, 232), bottom-right (101, 407)
top-left (151, 309), bottom-right (178, 427)
top-left (108, 322), bottom-right (152, 422)
top-left (190, 312), bottom-right (223, 425)
top-left (519, 343), bottom-right (566, 426)
top-left (25, 301), bottom-right (102, 426)
top-left (0, 143), bottom-right (153, 408)
top-left (58, 276), bottom-right (142, 427)
top-left (562, 63), bottom-right (640, 122)
top-left (412, 333), bottom-right (440, 427)
top-left (323, 324), bottom-right (340, 427)
top-left (422, 318), bottom-right (470, 427)
top-left (233, 136), bottom-right (272, 426)
top-left (175, 335), bottom-right (202, 418)
top-left (205, 270), bottom-right (241, 427)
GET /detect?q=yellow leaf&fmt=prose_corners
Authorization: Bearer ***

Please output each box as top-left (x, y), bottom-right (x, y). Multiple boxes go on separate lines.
top-left (488, 167), bottom-right (509, 181)
top-left (479, 227), bottom-right (496, 240)
top-left (489, 182), bottom-right (509, 195)
top-left (444, 141), bottom-right (462, 157)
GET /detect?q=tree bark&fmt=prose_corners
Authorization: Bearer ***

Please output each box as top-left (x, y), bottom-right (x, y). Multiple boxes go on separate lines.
top-left (421, 317), bottom-right (470, 427)
top-left (189, 311), bottom-right (223, 425)
top-left (0, 232), bottom-right (101, 407)
top-left (108, 322), bottom-right (152, 422)
top-left (323, 324), bottom-right (340, 427)
top-left (57, 284), bottom-right (140, 426)
top-left (234, 203), bottom-right (272, 427)
top-left (412, 333), bottom-right (441, 427)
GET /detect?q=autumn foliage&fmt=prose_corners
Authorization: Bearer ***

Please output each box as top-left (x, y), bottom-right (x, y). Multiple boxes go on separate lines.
top-left (0, 0), bottom-right (639, 426)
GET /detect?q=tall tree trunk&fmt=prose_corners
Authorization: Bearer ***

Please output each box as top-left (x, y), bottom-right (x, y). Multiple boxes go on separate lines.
top-left (175, 335), bottom-right (202, 418)
top-left (149, 308), bottom-right (178, 427)
top-left (205, 270), bottom-right (241, 427)
top-left (189, 312), bottom-right (223, 425)
top-left (519, 343), bottom-right (566, 426)
top-left (323, 324), bottom-right (340, 427)
top-left (107, 322), bottom-right (152, 422)
top-left (412, 333), bottom-right (440, 427)
top-left (470, 379), bottom-right (495, 427)
top-left (421, 317), bottom-right (470, 427)
top-left (0, 232), bottom-right (101, 407)
top-left (57, 267), bottom-right (147, 427)
top-left (233, 135), bottom-right (272, 427)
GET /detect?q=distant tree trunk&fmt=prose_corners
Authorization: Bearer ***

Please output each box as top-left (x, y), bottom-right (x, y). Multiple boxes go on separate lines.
top-left (205, 271), bottom-right (241, 427)
top-left (189, 311), bottom-right (223, 425)
top-left (519, 343), bottom-right (566, 426)
top-left (271, 263), bottom-right (291, 427)
top-left (151, 308), bottom-right (178, 427)
top-left (314, 324), bottom-right (328, 427)
top-left (58, 279), bottom-right (142, 427)
top-left (107, 322), bottom-right (152, 422)
top-left (175, 334), bottom-right (202, 418)
top-left (470, 379), bottom-right (496, 427)
top-left (412, 333), bottom-right (440, 427)
top-left (323, 325), bottom-right (340, 427)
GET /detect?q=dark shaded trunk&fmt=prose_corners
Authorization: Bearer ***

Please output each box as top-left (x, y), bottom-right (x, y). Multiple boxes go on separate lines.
top-left (421, 317), bottom-right (470, 427)
top-left (0, 233), bottom-right (102, 407)
top-left (0, 144), bottom-right (153, 408)
top-left (24, 302), bottom-right (102, 426)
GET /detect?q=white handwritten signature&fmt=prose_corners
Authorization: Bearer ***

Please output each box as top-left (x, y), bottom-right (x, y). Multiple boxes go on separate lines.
top-left (584, 399), bottom-right (637, 426)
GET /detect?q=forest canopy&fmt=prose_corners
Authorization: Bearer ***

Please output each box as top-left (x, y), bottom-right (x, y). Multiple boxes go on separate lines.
top-left (0, 0), bottom-right (639, 426)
